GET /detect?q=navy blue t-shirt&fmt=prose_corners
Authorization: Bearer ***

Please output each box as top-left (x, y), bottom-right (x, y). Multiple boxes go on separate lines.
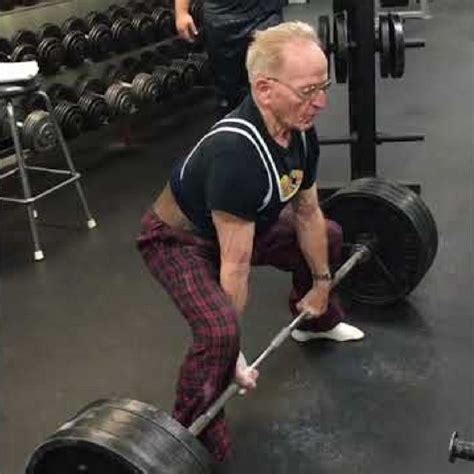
top-left (169, 94), bottom-right (320, 238)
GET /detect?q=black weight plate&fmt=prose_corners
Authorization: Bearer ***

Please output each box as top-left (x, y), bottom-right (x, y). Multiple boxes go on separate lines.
top-left (108, 4), bottom-right (131, 22)
top-left (62, 16), bottom-right (88, 35)
top-left (37, 37), bottom-right (64, 75)
top-left (333, 12), bottom-right (348, 84)
top-left (12, 29), bottom-right (38, 47)
top-left (22, 110), bottom-right (57, 153)
top-left (322, 177), bottom-right (438, 305)
top-left (0, 36), bottom-right (13, 54)
top-left (39, 23), bottom-right (62, 41)
top-left (132, 13), bottom-right (156, 45)
top-left (10, 43), bottom-right (37, 62)
top-left (77, 93), bottom-right (109, 129)
top-left (317, 15), bottom-right (331, 78)
top-left (88, 24), bottom-right (113, 60)
top-left (378, 14), bottom-right (390, 78)
top-left (85, 11), bottom-right (111, 28)
top-left (388, 13), bottom-right (405, 78)
top-left (25, 398), bottom-right (213, 474)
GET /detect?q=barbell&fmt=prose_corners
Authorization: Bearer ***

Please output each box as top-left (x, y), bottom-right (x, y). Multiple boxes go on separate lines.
top-left (26, 177), bottom-right (438, 473)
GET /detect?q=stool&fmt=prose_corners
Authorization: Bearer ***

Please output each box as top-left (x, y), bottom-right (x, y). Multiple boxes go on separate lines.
top-left (0, 62), bottom-right (97, 261)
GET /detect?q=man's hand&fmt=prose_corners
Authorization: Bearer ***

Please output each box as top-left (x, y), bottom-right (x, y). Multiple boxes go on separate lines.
top-left (175, 12), bottom-right (198, 41)
top-left (234, 354), bottom-right (259, 395)
top-left (296, 283), bottom-right (331, 319)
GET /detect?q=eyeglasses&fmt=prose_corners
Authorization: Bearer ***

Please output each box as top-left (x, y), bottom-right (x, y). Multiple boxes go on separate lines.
top-left (267, 76), bottom-right (331, 102)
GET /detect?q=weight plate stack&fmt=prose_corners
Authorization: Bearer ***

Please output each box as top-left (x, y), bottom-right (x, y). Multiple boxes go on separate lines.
top-left (12, 29), bottom-right (38, 47)
top-left (88, 24), bottom-right (113, 61)
top-left (38, 23), bottom-right (62, 42)
top-left (61, 17), bottom-right (88, 36)
top-left (169, 59), bottom-right (199, 90)
top-left (131, 73), bottom-right (161, 102)
top-left (107, 4), bottom-right (131, 22)
top-left (111, 18), bottom-right (138, 53)
top-left (22, 110), bottom-right (57, 153)
top-left (10, 43), bottom-right (37, 62)
top-left (150, 7), bottom-right (175, 40)
top-left (103, 83), bottom-right (134, 116)
top-left (85, 11), bottom-right (111, 29)
top-left (77, 93), bottom-right (109, 130)
top-left (132, 13), bottom-right (156, 45)
top-left (322, 178), bottom-right (438, 305)
top-left (53, 102), bottom-right (84, 139)
top-left (152, 66), bottom-right (181, 97)
top-left (63, 31), bottom-right (89, 67)
top-left (37, 37), bottom-right (65, 75)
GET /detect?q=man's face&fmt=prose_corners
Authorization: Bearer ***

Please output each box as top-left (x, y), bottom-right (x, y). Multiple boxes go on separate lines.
top-left (267, 40), bottom-right (329, 131)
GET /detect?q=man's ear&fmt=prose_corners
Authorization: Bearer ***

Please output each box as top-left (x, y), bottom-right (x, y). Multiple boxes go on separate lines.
top-left (252, 76), bottom-right (272, 105)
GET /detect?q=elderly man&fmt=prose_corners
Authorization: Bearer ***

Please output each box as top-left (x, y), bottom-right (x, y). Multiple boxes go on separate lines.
top-left (137, 21), bottom-right (364, 463)
top-left (175, 0), bottom-right (283, 112)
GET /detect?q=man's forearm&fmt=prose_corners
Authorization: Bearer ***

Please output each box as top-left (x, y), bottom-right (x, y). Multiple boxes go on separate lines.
top-left (175, 0), bottom-right (190, 15)
top-left (295, 207), bottom-right (330, 278)
top-left (220, 263), bottom-right (250, 316)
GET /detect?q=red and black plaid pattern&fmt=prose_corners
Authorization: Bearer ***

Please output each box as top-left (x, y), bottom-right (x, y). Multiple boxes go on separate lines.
top-left (136, 207), bottom-right (344, 461)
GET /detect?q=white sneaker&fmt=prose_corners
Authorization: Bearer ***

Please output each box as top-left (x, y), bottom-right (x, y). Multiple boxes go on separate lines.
top-left (291, 322), bottom-right (365, 343)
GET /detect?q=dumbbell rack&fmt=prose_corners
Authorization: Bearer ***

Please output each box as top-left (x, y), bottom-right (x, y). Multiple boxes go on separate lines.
top-left (324, 0), bottom-right (426, 187)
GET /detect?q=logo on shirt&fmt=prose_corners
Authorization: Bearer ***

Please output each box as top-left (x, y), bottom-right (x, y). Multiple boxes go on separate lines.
top-left (279, 169), bottom-right (303, 200)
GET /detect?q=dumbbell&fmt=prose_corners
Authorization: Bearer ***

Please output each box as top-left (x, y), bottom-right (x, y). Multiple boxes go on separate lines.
top-left (0, 36), bottom-right (37, 62)
top-left (137, 50), bottom-right (183, 97)
top-left (104, 4), bottom-right (155, 48)
top-left (103, 60), bottom-right (162, 103)
top-left (2, 108), bottom-right (57, 153)
top-left (33, 82), bottom-right (109, 131)
top-left (42, 82), bottom-right (109, 130)
top-left (23, 84), bottom-right (85, 139)
top-left (59, 17), bottom-right (113, 64)
top-left (75, 76), bottom-right (134, 118)
top-left (1, 30), bottom-right (63, 75)
top-left (149, 5), bottom-right (176, 40)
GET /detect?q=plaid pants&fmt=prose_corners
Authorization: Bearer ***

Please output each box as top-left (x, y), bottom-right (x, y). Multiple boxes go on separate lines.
top-left (136, 207), bottom-right (344, 461)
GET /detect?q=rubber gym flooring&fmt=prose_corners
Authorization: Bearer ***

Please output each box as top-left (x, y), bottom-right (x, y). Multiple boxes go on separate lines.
top-left (1, 1), bottom-right (472, 473)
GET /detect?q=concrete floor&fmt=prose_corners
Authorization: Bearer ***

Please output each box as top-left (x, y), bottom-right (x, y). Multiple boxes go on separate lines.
top-left (1, 1), bottom-right (473, 473)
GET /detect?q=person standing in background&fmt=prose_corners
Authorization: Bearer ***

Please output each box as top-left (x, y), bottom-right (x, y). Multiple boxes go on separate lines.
top-left (175, 0), bottom-right (284, 113)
